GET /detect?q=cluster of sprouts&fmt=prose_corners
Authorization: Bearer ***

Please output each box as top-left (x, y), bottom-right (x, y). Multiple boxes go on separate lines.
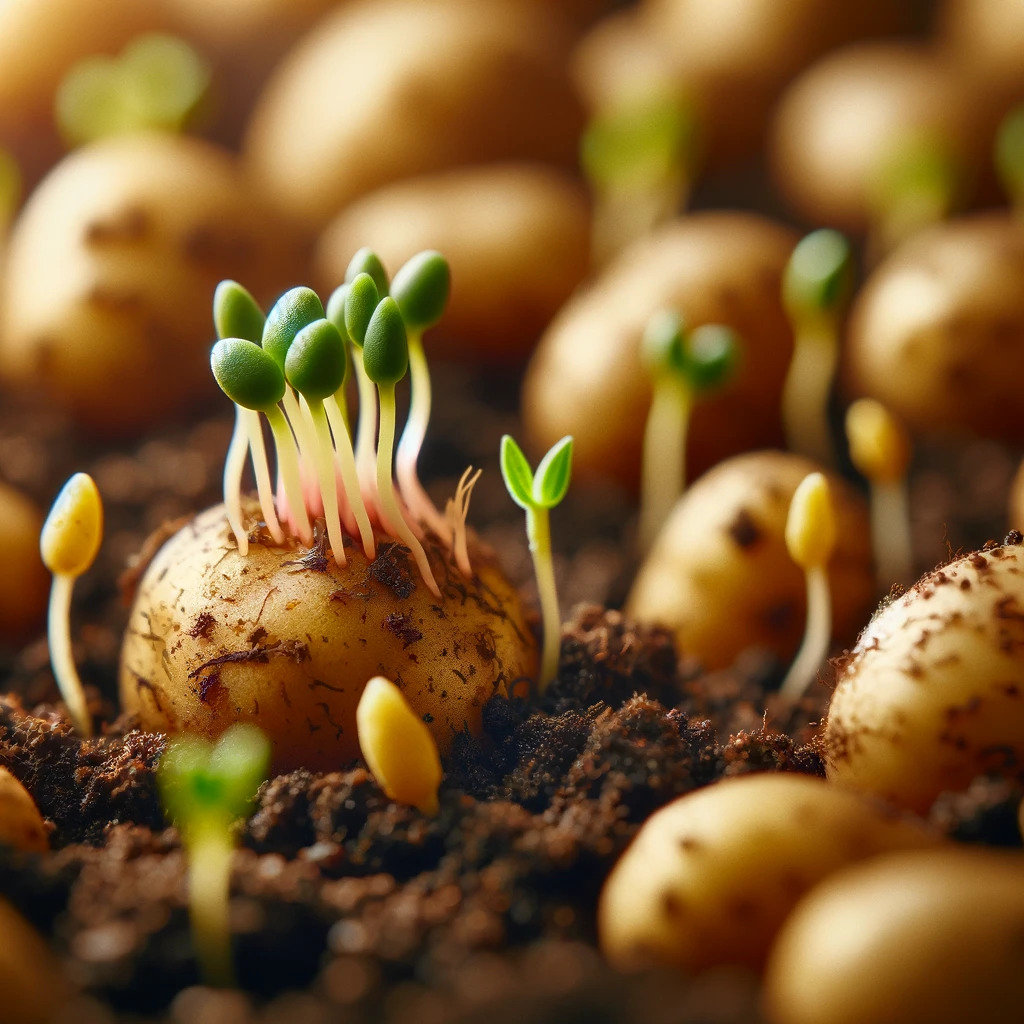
top-left (212, 249), bottom-right (478, 600)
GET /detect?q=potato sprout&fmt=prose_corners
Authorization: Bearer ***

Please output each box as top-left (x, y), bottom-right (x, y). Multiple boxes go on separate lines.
top-left (39, 472), bottom-right (103, 737)
top-left (845, 398), bottom-right (913, 589)
top-left (0, 148), bottom-right (19, 231)
top-left (356, 676), bottom-right (441, 816)
top-left (159, 724), bottom-right (269, 988)
top-left (995, 102), bottom-right (1024, 216)
top-left (639, 310), bottom-right (741, 552)
top-left (779, 472), bottom-right (836, 701)
top-left (499, 434), bottom-right (574, 692)
top-left (781, 230), bottom-right (852, 466)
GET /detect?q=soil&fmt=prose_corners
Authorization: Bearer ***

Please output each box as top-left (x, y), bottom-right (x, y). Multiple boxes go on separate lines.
top-left (0, 362), bottom-right (1021, 1022)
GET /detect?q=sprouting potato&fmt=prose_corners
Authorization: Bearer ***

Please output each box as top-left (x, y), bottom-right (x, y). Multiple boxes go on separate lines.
top-left (0, 896), bottom-right (69, 1024)
top-left (846, 214), bottom-right (1024, 441)
top-left (0, 767), bottom-right (48, 852)
top-left (764, 848), bottom-right (1024, 1024)
top-left (0, 0), bottom-right (175, 185)
top-left (573, 0), bottom-right (907, 167)
top-left (0, 133), bottom-right (300, 435)
top-left (523, 212), bottom-right (798, 490)
top-left (119, 502), bottom-right (538, 772)
top-left (0, 481), bottom-right (49, 642)
top-left (626, 451), bottom-right (873, 672)
top-left (770, 43), bottom-right (985, 234)
top-left (315, 164), bottom-right (591, 365)
top-left (244, 0), bottom-right (583, 229)
top-left (825, 538), bottom-right (1024, 814)
top-left (599, 774), bottom-right (937, 975)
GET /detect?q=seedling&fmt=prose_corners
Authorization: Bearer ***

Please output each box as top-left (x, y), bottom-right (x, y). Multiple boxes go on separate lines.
top-left (39, 473), bottom-right (103, 737)
top-left (158, 724), bottom-right (270, 988)
top-left (393, 250), bottom-right (452, 541)
top-left (499, 434), bottom-right (573, 692)
top-left (356, 676), bottom-right (442, 815)
top-left (639, 311), bottom-right (741, 552)
top-left (995, 102), bottom-right (1024, 216)
top-left (779, 472), bottom-right (836, 702)
top-left (845, 398), bottom-right (913, 589)
top-left (56, 34), bottom-right (210, 148)
top-left (0, 148), bottom-right (19, 232)
top-left (582, 92), bottom-right (700, 263)
top-left (781, 230), bottom-right (853, 467)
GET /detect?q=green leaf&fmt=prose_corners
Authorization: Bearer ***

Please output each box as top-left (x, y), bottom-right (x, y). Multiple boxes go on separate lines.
top-left (344, 273), bottom-right (379, 348)
top-left (782, 229), bottom-right (853, 318)
top-left (211, 338), bottom-right (285, 411)
top-left (996, 102), bottom-right (1024, 201)
top-left (213, 280), bottom-right (264, 343)
top-left (642, 309), bottom-right (688, 378)
top-left (345, 247), bottom-right (390, 297)
top-left (285, 319), bottom-right (348, 399)
top-left (325, 284), bottom-right (352, 343)
top-left (499, 435), bottom-right (535, 511)
top-left (361, 297), bottom-right (409, 386)
top-left (262, 287), bottom-right (325, 368)
top-left (532, 436), bottom-right (573, 509)
top-left (208, 724), bottom-right (271, 820)
top-left (685, 325), bottom-right (741, 394)
top-left (391, 250), bottom-right (451, 331)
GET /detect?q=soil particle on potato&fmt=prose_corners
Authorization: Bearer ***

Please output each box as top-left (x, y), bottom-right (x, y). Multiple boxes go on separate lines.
top-left (929, 775), bottom-right (1024, 847)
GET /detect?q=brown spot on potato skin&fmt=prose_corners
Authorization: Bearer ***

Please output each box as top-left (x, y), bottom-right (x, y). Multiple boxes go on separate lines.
top-left (727, 507), bottom-right (762, 549)
top-left (383, 613), bottom-right (423, 649)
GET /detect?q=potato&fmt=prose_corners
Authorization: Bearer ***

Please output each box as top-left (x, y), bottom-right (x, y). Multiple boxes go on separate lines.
top-left (315, 164), bottom-right (591, 365)
top-left (0, 897), bottom-right (68, 1024)
top-left (245, 0), bottom-right (583, 229)
top-left (523, 213), bottom-right (797, 490)
top-left (626, 451), bottom-right (873, 671)
top-left (825, 538), bottom-right (1024, 813)
top-left (599, 774), bottom-right (937, 974)
top-left (1008, 459), bottom-right (1024, 532)
top-left (0, 482), bottom-right (49, 642)
top-left (0, 0), bottom-right (175, 186)
top-left (119, 501), bottom-right (538, 772)
top-left (574, 0), bottom-right (906, 167)
top-left (770, 43), bottom-right (985, 233)
top-left (0, 133), bottom-right (300, 435)
top-left (764, 848), bottom-right (1024, 1024)
top-left (938, 0), bottom-right (1024, 105)
top-left (846, 215), bottom-right (1024, 441)
top-left (0, 767), bottom-right (48, 852)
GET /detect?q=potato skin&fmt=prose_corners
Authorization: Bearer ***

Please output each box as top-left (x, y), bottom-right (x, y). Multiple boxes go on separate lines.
top-left (825, 539), bottom-right (1024, 813)
top-left (0, 767), bottom-right (48, 852)
top-left (626, 452), bottom-right (873, 671)
top-left (119, 503), bottom-right (537, 772)
top-left (0, 134), bottom-right (300, 435)
top-left (764, 848), bottom-right (1024, 1024)
top-left (245, 0), bottom-right (583, 228)
top-left (0, 896), bottom-right (68, 1024)
top-left (770, 43), bottom-right (983, 233)
top-left (0, 482), bottom-right (48, 642)
top-left (599, 774), bottom-right (936, 974)
top-left (315, 164), bottom-right (591, 365)
top-left (846, 215), bottom-right (1024, 441)
top-left (523, 213), bottom-right (797, 490)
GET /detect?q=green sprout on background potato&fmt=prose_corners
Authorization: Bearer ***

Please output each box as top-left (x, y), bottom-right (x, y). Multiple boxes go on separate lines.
top-left (781, 229), bottom-right (853, 468)
top-left (56, 34), bottom-right (211, 148)
top-left (500, 435), bottom-right (574, 692)
top-left (0, 148), bottom-right (20, 232)
top-left (995, 102), bottom-right (1024, 217)
top-left (158, 724), bottom-right (270, 988)
top-left (639, 311), bottom-right (740, 552)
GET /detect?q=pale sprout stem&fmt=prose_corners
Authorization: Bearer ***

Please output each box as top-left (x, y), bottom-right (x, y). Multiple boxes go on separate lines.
top-left (872, 478), bottom-right (913, 589)
top-left (325, 395), bottom-right (376, 561)
top-left (526, 505), bottom-right (561, 692)
top-left (242, 410), bottom-right (284, 544)
top-left (305, 398), bottom-right (347, 567)
top-left (782, 325), bottom-right (838, 467)
top-left (47, 573), bottom-right (91, 737)
top-left (223, 406), bottom-right (249, 556)
top-left (377, 386), bottom-right (440, 598)
top-left (446, 466), bottom-right (481, 580)
top-left (779, 565), bottom-right (831, 702)
top-left (189, 832), bottom-right (235, 988)
top-left (282, 387), bottom-right (323, 516)
top-left (593, 173), bottom-right (690, 267)
top-left (397, 333), bottom-right (447, 539)
top-left (266, 405), bottom-right (313, 547)
top-left (639, 378), bottom-right (691, 554)
top-left (353, 355), bottom-right (380, 512)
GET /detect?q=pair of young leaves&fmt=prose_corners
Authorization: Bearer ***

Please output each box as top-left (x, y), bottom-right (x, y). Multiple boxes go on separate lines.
top-left (500, 435), bottom-right (574, 513)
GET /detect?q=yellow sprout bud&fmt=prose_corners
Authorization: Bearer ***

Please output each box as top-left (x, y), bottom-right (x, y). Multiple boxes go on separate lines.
top-left (40, 473), bottom-right (103, 578)
top-left (785, 472), bottom-right (836, 571)
top-left (0, 768), bottom-right (48, 853)
top-left (846, 399), bottom-right (911, 485)
top-left (356, 676), bottom-right (442, 816)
